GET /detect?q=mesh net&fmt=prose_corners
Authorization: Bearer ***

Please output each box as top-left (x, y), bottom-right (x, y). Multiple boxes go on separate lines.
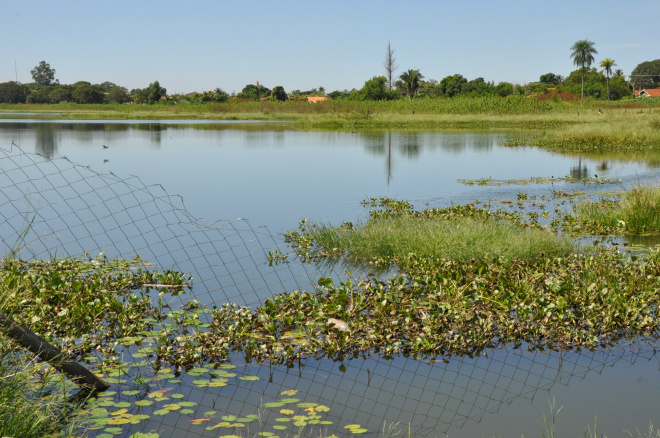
top-left (0, 144), bottom-right (656, 437)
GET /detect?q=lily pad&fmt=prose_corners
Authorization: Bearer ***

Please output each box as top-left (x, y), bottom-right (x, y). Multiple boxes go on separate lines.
top-left (239, 375), bottom-right (260, 381)
top-left (264, 402), bottom-right (285, 408)
top-left (279, 398), bottom-right (301, 404)
top-left (134, 400), bottom-right (153, 407)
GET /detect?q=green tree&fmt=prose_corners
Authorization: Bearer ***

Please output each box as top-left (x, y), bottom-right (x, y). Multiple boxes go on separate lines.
top-left (560, 68), bottom-right (606, 100)
top-left (146, 81), bottom-right (166, 104)
top-left (30, 61), bottom-right (57, 87)
top-left (72, 83), bottom-right (104, 104)
top-left (539, 73), bottom-right (560, 85)
top-left (0, 81), bottom-right (29, 103)
top-left (494, 81), bottom-right (514, 97)
top-left (630, 59), bottom-right (660, 89)
top-left (106, 86), bottom-right (131, 104)
top-left (270, 86), bottom-right (287, 102)
top-left (49, 85), bottom-right (72, 103)
top-left (397, 69), bottom-right (424, 100)
top-left (212, 88), bottom-right (230, 102)
top-left (439, 74), bottom-right (468, 97)
top-left (570, 39), bottom-right (598, 105)
top-left (26, 86), bottom-right (54, 103)
top-left (237, 83), bottom-right (271, 100)
top-left (359, 76), bottom-right (391, 100)
top-left (599, 58), bottom-right (616, 102)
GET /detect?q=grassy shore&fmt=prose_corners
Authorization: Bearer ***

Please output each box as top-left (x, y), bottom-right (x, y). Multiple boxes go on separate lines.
top-left (2, 97), bottom-right (659, 151)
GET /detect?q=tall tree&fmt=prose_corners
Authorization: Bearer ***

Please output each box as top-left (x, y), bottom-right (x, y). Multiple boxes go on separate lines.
top-left (397, 69), bottom-right (424, 100)
top-left (599, 58), bottom-right (616, 102)
top-left (630, 59), bottom-right (660, 89)
top-left (383, 42), bottom-right (398, 91)
top-left (570, 39), bottom-right (598, 106)
top-left (30, 61), bottom-right (56, 87)
top-left (270, 86), bottom-right (287, 101)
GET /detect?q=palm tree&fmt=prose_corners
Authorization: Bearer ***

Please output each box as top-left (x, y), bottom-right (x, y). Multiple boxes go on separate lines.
top-left (398, 69), bottom-right (424, 100)
top-left (570, 39), bottom-right (598, 106)
top-left (600, 58), bottom-right (616, 102)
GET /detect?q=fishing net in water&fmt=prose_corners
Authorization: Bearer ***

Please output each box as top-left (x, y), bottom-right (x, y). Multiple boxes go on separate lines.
top-left (0, 143), bottom-right (657, 437)
top-left (0, 143), bottom-right (315, 308)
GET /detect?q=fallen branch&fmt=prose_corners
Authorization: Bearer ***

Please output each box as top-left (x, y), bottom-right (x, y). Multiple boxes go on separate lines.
top-left (0, 312), bottom-right (110, 391)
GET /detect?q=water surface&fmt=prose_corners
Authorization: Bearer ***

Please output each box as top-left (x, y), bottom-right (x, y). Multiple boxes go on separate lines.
top-left (0, 119), bottom-right (658, 437)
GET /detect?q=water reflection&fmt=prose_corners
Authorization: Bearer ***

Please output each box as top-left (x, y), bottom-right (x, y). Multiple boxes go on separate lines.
top-left (569, 157), bottom-right (589, 180)
top-left (35, 123), bottom-right (57, 158)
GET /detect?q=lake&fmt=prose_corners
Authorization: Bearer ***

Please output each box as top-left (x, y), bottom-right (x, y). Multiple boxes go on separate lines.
top-left (0, 119), bottom-right (658, 437)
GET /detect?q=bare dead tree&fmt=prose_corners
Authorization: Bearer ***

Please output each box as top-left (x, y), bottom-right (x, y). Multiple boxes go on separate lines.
top-left (383, 42), bottom-right (399, 91)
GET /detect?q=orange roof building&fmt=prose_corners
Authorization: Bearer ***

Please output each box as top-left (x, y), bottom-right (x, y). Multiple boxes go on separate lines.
top-left (306, 96), bottom-right (328, 103)
top-left (635, 89), bottom-right (660, 97)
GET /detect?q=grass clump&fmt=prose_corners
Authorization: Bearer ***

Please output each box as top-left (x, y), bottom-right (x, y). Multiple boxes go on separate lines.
top-left (286, 198), bottom-right (575, 270)
top-left (0, 300), bottom-right (83, 437)
top-left (571, 185), bottom-right (660, 235)
top-left (308, 216), bottom-right (574, 266)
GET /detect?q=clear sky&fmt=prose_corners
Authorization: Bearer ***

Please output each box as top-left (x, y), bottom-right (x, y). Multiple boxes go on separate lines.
top-left (2, 0), bottom-right (658, 95)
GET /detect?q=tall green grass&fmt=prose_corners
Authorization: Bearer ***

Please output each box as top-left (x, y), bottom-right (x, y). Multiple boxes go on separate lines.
top-left (575, 185), bottom-right (660, 234)
top-left (305, 216), bottom-right (575, 267)
top-left (0, 286), bottom-right (84, 437)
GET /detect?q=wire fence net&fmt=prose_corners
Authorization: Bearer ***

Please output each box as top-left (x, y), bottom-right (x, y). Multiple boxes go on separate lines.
top-left (1, 144), bottom-right (657, 437)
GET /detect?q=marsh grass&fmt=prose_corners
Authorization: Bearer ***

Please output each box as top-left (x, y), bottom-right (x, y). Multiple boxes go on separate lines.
top-left (527, 112), bottom-right (660, 151)
top-left (0, 300), bottom-right (83, 438)
top-left (308, 216), bottom-right (575, 266)
top-left (574, 185), bottom-right (660, 234)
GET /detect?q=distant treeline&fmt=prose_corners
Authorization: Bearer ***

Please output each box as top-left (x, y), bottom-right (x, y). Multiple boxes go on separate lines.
top-left (1, 64), bottom-right (657, 105)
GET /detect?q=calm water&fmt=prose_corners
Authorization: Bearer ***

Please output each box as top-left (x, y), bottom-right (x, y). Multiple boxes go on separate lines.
top-left (1, 119), bottom-right (659, 437)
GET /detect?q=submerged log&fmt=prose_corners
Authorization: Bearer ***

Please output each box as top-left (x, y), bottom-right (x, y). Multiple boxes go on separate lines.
top-left (0, 312), bottom-right (110, 391)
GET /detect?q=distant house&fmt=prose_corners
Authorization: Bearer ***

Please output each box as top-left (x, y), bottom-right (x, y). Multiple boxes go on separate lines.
top-left (635, 89), bottom-right (660, 98)
top-left (306, 96), bottom-right (328, 103)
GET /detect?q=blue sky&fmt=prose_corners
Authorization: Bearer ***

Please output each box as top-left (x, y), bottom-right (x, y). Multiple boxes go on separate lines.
top-left (2, 1), bottom-right (658, 95)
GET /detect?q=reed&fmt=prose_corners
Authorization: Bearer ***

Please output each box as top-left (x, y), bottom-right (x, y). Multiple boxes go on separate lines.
top-left (574, 185), bottom-right (660, 234)
top-left (0, 298), bottom-right (83, 438)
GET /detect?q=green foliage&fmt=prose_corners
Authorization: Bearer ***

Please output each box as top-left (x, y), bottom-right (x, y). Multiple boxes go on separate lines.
top-left (237, 83), bottom-right (271, 100)
top-left (72, 83), bottom-right (105, 104)
top-left (0, 254), bottom-right (190, 356)
top-left (570, 39), bottom-right (598, 104)
top-left (397, 69), bottom-right (424, 100)
top-left (105, 85), bottom-right (131, 104)
top-left (49, 85), bottom-right (72, 103)
top-left (30, 61), bottom-right (57, 87)
top-left (132, 81), bottom-right (167, 104)
top-left (0, 81), bottom-right (29, 104)
top-left (540, 73), bottom-right (561, 84)
top-left (439, 74), bottom-right (468, 97)
top-left (285, 198), bottom-right (574, 267)
top-left (572, 185), bottom-right (660, 235)
top-left (270, 85), bottom-right (287, 102)
top-left (631, 59), bottom-right (660, 89)
top-left (0, 345), bottom-right (81, 437)
top-left (358, 76), bottom-right (394, 101)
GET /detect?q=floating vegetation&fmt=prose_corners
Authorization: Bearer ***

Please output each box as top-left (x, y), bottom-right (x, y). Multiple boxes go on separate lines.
top-left (5, 188), bottom-right (660, 437)
top-left (458, 175), bottom-right (617, 186)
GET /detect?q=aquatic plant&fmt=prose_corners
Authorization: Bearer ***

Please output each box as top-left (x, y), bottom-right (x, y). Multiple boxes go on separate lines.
top-left (569, 185), bottom-right (660, 235)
